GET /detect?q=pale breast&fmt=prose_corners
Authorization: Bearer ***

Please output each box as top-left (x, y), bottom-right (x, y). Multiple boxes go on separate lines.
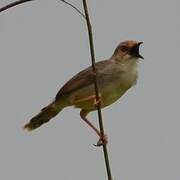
top-left (100, 60), bottom-right (138, 107)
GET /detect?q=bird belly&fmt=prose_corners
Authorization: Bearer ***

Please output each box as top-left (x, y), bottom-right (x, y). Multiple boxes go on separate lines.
top-left (70, 76), bottom-right (136, 111)
top-left (100, 84), bottom-right (128, 107)
top-left (70, 72), bottom-right (137, 111)
top-left (71, 84), bottom-right (127, 110)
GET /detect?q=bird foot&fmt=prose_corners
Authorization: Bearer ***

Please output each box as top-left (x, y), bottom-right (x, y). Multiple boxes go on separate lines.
top-left (93, 95), bottom-right (102, 107)
top-left (94, 134), bottom-right (108, 147)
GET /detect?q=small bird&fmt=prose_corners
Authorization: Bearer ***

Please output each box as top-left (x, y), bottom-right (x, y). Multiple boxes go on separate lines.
top-left (24, 40), bottom-right (143, 146)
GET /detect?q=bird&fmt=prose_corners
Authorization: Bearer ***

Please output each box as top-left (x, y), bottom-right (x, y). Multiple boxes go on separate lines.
top-left (24, 40), bottom-right (143, 146)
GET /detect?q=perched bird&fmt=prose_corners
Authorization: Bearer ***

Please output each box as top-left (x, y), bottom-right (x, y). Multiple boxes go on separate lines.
top-left (24, 40), bottom-right (143, 146)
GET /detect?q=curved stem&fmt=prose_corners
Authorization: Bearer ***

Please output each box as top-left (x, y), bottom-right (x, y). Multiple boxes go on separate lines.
top-left (0, 0), bottom-right (34, 12)
top-left (60, 0), bottom-right (85, 19)
top-left (82, 1), bottom-right (113, 180)
top-left (0, 0), bottom-right (85, 19)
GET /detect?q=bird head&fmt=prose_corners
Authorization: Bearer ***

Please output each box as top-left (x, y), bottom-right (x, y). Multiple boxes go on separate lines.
top-left (112, 40), bottom-right (144, 61)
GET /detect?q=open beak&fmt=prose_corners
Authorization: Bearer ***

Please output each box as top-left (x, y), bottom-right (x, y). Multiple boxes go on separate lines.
top-left (130, 42), bottom-right (144, 59)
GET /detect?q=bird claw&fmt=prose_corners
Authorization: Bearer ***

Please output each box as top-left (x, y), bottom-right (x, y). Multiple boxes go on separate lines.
top-left (93, 95), bottom-right (102, 107)
top-left (93, 134), bottom-right (108, 147)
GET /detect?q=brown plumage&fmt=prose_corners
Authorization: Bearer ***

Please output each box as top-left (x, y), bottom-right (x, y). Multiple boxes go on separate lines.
top-left (24, 40), bottom-right (143, 145)
top-left (24, 102), bottom-right (59, 131)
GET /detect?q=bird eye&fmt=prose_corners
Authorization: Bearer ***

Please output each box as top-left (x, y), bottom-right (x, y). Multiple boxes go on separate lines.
top-left (121, 45), bottom-right (128, 52)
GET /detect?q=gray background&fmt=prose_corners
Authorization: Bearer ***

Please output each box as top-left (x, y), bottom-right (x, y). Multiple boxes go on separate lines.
top-left (0, 0), bottom-right (179, 180)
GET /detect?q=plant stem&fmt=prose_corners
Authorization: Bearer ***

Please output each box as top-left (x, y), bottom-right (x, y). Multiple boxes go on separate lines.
top-left (60, 0), bottom-right (85, 18)
top-left (82, 1), bottom-right (113, 180)
top-left (0, 0), bottom-right (34, 12)
top-left (0, 0), bottom-right (85, 18)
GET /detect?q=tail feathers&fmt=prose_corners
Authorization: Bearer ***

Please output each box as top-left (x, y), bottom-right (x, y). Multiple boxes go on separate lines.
top-left (24, 102), bottom-right (62, 131)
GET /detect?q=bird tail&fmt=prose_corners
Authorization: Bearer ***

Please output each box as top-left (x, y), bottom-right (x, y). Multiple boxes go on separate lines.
top-left (24, 101), bottom-right (63, 131)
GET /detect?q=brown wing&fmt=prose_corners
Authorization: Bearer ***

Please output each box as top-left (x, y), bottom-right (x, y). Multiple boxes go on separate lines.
top-left (55, 60), bottom-right (109, 100)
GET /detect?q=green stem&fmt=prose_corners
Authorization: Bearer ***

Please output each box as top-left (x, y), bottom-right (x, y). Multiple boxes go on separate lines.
top-left (82, 1), bottom-right (113, 180)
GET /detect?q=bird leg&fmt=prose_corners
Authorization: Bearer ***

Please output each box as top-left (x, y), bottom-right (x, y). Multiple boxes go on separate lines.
top-left (74, 94), bottom-right (102, 107)
top-left (80, 109), bottom-right (108, 146)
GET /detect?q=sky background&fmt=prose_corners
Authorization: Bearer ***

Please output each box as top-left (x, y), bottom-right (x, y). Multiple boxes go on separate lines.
top-left (0, 0), bottom-right (180, 180)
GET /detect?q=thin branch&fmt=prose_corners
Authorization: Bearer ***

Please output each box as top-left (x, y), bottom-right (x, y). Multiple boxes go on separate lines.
top-left (60, 0), bottom-right (85, 19)
top-left (0, 0), bottom-right (34, 12)
top-left (82, 1), bottom-right (113, 180)
top-left (0, 0), bottom-right (85, 19)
